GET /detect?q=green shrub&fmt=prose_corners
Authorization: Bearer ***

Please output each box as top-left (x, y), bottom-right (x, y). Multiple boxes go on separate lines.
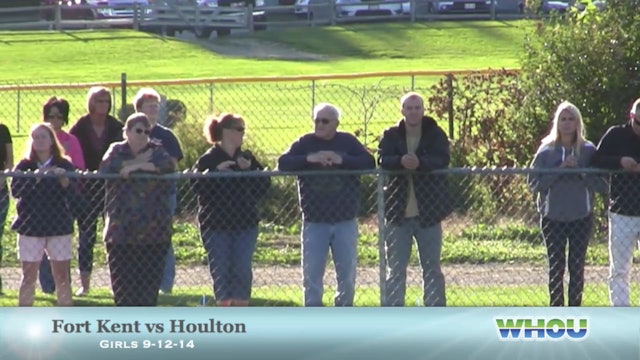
top-left (520, 0), bottom-right (640, 143)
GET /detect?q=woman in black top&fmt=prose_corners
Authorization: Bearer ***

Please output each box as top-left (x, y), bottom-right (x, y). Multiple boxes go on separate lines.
top-left (191, 113), bottom-right (270, 306)
top-left (68, 86), bottom-right (123, 296)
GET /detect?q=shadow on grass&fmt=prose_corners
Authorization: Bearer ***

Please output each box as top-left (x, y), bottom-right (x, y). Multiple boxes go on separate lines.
top-left (0, 29), bottom-right (160, 44)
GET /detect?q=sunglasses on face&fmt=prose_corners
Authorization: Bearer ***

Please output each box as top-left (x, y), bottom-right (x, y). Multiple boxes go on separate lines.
top-left (47, 114), bottom-right (64, 120)
top-left (314, 118), bottom-right (332, 125)
top-left (226, 126), bottom-right (245, 133)
top-left (134, 128), bottom-right (150, 135)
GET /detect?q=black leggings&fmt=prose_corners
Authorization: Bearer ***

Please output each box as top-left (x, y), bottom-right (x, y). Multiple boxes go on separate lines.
top-left (541, 215), bottom-right (593, 306)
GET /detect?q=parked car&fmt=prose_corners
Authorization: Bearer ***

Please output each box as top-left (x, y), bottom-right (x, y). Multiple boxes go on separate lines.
top-left (39, 0), bottom-right (149, 21)
top-left (142, 0), bottom-right (266, 37)
top-left (429, 0), bottom-right (492, 13)
top-left (295, 0), bottom-right (405, 19)
top-left (538, 0), bottom-right (605, 14)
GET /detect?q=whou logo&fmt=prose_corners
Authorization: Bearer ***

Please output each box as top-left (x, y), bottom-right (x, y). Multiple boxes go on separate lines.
top-left (495, 317), bottom-right (589, 341)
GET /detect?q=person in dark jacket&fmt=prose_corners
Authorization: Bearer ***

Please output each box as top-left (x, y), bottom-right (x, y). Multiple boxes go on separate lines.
top-left (0, 121), bottom-right (12, 296)
top-left (99, 113), bottom-right (175, 306)
top-left (593, 97), bottom-right (640, 306)
top-left (192, 113), bottom-right (270, 306)
top-left (12, 123), bottom-right (75, 306)
top-left (528, 101), bottom-right (607, 307)
top-left (377, 92), bottom-right (452, 307)
top-left (278, 103), bottom-right (376, 306)
top-left (69, 86), bottom-right (123, 297)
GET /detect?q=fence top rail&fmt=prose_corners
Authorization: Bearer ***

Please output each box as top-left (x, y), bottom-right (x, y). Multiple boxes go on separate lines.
top-left (0, 68), bottom-right (521, 92)
top-left (0, 167), bottom-right (617, 180)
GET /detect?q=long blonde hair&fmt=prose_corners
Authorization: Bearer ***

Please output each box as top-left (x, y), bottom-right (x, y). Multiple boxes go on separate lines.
top-left (540, 101), bottom-right (586, 156)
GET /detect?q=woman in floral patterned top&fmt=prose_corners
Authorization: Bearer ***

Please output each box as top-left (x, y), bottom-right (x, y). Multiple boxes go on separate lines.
top-left (99, 112), bottom-right (175, 306)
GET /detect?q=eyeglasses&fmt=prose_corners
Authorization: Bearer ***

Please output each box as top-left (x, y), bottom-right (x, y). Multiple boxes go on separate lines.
top-left (134, 128), bottom-right (150, 135)
top-left (314, 118), bottom-right (333, 125)
top-left (227, 126), bottom-right (245, 133)
top-left (46, 114), bottom-right (64, 120)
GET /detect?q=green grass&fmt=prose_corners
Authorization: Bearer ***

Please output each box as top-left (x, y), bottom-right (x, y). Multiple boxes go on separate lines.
top-left (0, 220), bottom-right (612, 267)
top-left (0, 21), bottom-right (531, 83)
top-left (0, 283), bottom-right (628, 306)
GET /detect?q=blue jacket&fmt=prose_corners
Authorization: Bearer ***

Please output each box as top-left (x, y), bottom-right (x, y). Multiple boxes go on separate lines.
top-left (11, 157), bottom-right (76, 237)
top-left (278, 132), bottom-right (375, 223)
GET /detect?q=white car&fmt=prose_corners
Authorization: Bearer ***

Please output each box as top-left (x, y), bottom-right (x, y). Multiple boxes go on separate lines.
top-left (430, 0), bottom-right (492, 13)
top-left (295, 0), bottom-right (405, 19)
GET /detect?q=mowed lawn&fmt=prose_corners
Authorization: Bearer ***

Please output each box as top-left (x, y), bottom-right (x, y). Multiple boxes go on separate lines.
top-left (0, 20), bottom-right (531, 83)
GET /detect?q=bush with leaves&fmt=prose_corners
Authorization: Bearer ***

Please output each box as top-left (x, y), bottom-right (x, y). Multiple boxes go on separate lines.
top-left (520, 0), bottom-right (640, 144)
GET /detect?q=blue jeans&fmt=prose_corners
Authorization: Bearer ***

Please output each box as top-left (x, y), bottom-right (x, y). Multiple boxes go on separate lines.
top-left (201, 227), bottom-right (258, 301)
top-left (384, 219), bottom-right (445, 306)
top-left (159, 193), bottom-right (177, 293)
top-left (302, 219), bottom-right (358, 307)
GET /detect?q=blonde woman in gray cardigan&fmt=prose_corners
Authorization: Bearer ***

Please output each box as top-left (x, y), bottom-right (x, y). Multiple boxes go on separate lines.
top-left (528, 101), bottom-right (607, 306)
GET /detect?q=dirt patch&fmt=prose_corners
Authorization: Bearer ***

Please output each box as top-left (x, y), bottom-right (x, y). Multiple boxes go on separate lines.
top-left (187, 36), bottom-right (328, 61)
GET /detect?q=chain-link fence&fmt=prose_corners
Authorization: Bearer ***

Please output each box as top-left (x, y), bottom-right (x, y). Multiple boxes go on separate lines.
top-left (0, 71), bottom-right (516, 159)
top-left (0, 166), bottom-right (628, 306)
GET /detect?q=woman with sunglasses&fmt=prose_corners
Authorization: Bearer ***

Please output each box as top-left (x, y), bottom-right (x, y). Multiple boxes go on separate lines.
top-left (38, 96), bottom-right (85, 296)
top-left (191, 113), bottom-right (270, 306)
top-left (99, 113), bottom-right (175, 306)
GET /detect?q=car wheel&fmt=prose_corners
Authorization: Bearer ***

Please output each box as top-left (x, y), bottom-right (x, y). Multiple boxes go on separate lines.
top-left (216, 28), bottom-right (231, 37)
top-left (194, 27), bottom-right (213, 39)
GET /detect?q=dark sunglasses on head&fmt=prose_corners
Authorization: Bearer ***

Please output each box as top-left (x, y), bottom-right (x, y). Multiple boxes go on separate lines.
top-left (134, 128), bottom-right (150, 135)
top-left (314, 118), bottom-right (332, 125)
top-left (47, 114), bottom-right (64, 120)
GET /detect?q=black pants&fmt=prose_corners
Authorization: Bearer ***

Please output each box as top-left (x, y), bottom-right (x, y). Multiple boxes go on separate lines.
top-left (541, 215), bottom-right (593, 306)
top-left (107, 242), bottom-right (169, 306)
top-left (77, 181), bottom-right (105, 275)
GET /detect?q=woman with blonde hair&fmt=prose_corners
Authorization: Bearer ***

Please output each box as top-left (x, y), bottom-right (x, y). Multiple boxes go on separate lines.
top-left (528, 101), bottom-right (607, 306)
top-left (11, 123), bottom-right (75, 306)
top-left (69, 86), bottom-right (124, 296)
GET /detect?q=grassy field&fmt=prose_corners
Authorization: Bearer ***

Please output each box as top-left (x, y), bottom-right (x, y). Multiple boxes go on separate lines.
top-left (0, 283), bottom-right (630, 306)
top-left (0, 21), bottom-right (531, 83)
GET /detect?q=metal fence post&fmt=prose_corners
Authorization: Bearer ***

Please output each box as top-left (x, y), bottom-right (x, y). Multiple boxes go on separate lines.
top-left (446, 73), bottom-right (454, 139)
top-left (247, 5), bottom-right (254, 34)
top-left (133, 3), bottom-right (139, 31)
top-left (490, 0), bottom-right (496, 20)
top-left (120, 73), bottom-right (127, 121)
top-left (209, 82), bottom-right (214, 113)
top-left (377, 170), bottom-right (387, 306)
top-left (311, 79), bottom-right (316, 118)
top-left (410, 74), bottom-right (415, 91)
top-left (16, 89), bottom-right (21, 133)
top-left (330, 0), bottom-right (336, 26)
top-left (54, 1), bottom-right (61, 31)
top-left (410, 0), bottom-right (416, 22)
